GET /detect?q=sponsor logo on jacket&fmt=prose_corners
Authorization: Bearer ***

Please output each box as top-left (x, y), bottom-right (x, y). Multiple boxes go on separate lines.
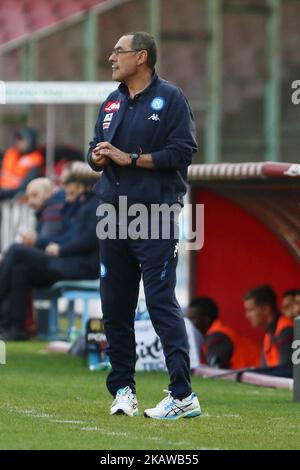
top-left (148, 113), bottom-right (160, 121)
top-left (103, 113), bottom-right (113, 129)
top-left (104, 101), bottom-right (121, 112)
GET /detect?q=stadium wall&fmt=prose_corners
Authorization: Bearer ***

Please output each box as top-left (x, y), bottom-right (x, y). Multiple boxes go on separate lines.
top-left (0, 0), bottom-right (300, 162)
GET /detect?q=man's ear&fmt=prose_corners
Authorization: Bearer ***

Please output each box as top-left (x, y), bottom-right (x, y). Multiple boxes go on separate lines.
top-left (137, 50), bottom-right (147, 66)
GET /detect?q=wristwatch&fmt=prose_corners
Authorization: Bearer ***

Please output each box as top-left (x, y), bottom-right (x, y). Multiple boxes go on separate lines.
top-left (129, 152), bottom-right (140, 167)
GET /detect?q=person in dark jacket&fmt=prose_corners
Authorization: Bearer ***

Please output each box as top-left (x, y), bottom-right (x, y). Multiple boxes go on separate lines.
top-left (0, 185), bottom-right (99, 340)
top-left (18, 177), bottom-right (65, 248)
top-left (87, 31), bottom-right (200, 420)
top-left (281, 289), bottom-right (299, 319)
top-left (34, 176), bottom-right (83, 250)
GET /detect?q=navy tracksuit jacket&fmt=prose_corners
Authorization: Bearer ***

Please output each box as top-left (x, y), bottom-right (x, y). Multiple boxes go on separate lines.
top-left (87, 73), bottom-right (197, 399)
top-left (35, 189), bottom-right (65, 249)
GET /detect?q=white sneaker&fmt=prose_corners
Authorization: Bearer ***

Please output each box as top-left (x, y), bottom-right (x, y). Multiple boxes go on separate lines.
top-left (110, 386), bottom-right (138, 417)
top-left (144, 390), bottom-right (201, 420)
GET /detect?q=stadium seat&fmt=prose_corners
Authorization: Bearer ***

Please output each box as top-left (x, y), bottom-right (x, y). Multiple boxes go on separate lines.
top-left (34, 279), bottom-right (99, 340)
top-left (0, 0), bottom-right (104, 45)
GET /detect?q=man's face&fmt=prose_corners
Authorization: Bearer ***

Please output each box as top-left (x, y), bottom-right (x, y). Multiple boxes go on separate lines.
top-left (244, 298), bottom-right (269, 328)
top-left (185, 307), bottom-right (210, 335)
top-left (15, 137), bottom-right (28, 153)
top-left (282, 294), bottom-right (295, 318)
top-left (292, 295), bottom-right (300, 318)
top-left (26, 187), bottom-right (48, 211)
top-left (64, 182), bottom-right (82, 203)
top-left (109, 35), bottom-right (141, 83)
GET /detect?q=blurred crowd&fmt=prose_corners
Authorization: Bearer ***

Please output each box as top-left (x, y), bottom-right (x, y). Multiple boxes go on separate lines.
top-left (0, 128), bottom-right (99, 340)
top-left (186, 285), bottom-right (298, 378)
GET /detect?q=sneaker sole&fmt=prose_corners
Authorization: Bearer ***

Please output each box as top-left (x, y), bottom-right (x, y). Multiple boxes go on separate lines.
top-left (144, 409), bottom-right (201, 420)
top-left (111, 408), bottom-right (139, 417)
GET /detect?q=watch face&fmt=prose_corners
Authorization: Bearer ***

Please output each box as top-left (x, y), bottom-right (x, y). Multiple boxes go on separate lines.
top-left (131, 153), bottom-right (139, 160)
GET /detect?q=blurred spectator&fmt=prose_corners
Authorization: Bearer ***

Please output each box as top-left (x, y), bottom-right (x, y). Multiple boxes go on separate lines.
top-left (186, 297), bottom-right (260, 369)
top-left (291, 289), bottom-right (300, 319)
top-left (281, 289), bottom-right (299, 318)
top-left (244, 284), bottom-right (293, 377)
top-left (0, 181), bottom-right (99, 340)
top-left (20, 178), bottom-right (65, 248)
top-left (0, 174), bottom-right (86, 336)
top-left (35, 175), bottom-right (85, 250)
top-left (51, 146), bottom-right (84, 185)
top-left (0, 128), bottom-right (44, 200)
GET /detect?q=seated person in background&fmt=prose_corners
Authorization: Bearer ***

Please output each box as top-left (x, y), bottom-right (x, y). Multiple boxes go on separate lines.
top-left (19, 177), bottom-right (65, 248)
top-left (290, 289), bottom-right (300, 319)
top-left (32, 175), bottom-right (83, 250)
top-left (0, 176), bottom-right (81, 263)
top-left (186, 297), bottom-right (260, 369)
top-left (244, 284), bottom-right (293, 377)
top-left (281, 289), bottom-right (299, 319)
top-left (0, 128), bottom-right (44, 200)
top-left (0, 177), bottom-right (99, 340)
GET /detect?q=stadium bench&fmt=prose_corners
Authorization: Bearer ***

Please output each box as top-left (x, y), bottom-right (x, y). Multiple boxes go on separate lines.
top-left (34, 279), bottom-right (100, 340)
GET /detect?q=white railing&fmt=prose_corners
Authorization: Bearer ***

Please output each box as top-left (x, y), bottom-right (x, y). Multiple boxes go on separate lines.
top-left (0, 200), bottom-right (35, 252)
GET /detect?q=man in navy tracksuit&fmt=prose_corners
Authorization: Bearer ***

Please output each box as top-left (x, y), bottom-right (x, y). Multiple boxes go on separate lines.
top-left (87, 32), bottom-right (201, 420)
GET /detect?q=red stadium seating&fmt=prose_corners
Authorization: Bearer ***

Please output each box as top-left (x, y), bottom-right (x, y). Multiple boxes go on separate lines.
top-left (0, 0), bottom-right (106, 46)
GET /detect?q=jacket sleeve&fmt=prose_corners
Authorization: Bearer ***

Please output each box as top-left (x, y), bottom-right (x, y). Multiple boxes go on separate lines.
top-left (151, 89), bottom-right (198, 171)
top-left (59, 223), bottom-right (97, 256)
top-left (37, 220), bottom-right (62, 240)
top-left (59, 201), bottom-right (98, 257)
top-left (204, 332), bottom-right (234, 369)
top-left (36, 228), bottom-right (74, 249)
top-left (87, 104), bottom-right (105, 172)
top-left (277, 327), bottom-right (293, 365)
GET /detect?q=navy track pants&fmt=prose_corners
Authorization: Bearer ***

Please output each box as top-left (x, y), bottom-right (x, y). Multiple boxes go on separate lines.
top-left (99, 234), bottom-right (192, 400)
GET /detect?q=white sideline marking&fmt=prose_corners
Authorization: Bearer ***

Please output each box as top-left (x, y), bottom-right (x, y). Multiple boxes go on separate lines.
top-left (198, 447), bottom-right (222, 450)
top-left (220, 413), bottom-right (241, 418)
top-left (6, 405), bottom-right (216, 448)
top-left (8, 407), bottom-right (52, 419)
top-left (147, 436), bottom-right (192, 447)
top-left (80, 426), bottom-right (128, 436)
top-left (200, 412), bottom-right (241, 419)
top-left (7, 406), bottom-right (86, 425)
top-left (50, 419), bottom-right (87, 425)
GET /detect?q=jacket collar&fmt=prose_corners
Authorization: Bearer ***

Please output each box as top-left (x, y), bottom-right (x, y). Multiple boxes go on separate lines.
top-left (118, 71), bottom-right (158, 98)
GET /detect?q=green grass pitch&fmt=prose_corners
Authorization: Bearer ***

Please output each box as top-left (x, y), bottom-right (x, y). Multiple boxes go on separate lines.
top-left (0, 341), bottom-right (300, 450)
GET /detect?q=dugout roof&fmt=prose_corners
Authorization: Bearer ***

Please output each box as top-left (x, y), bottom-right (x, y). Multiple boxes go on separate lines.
top-left (188, 162), bottom-right (300, 342)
